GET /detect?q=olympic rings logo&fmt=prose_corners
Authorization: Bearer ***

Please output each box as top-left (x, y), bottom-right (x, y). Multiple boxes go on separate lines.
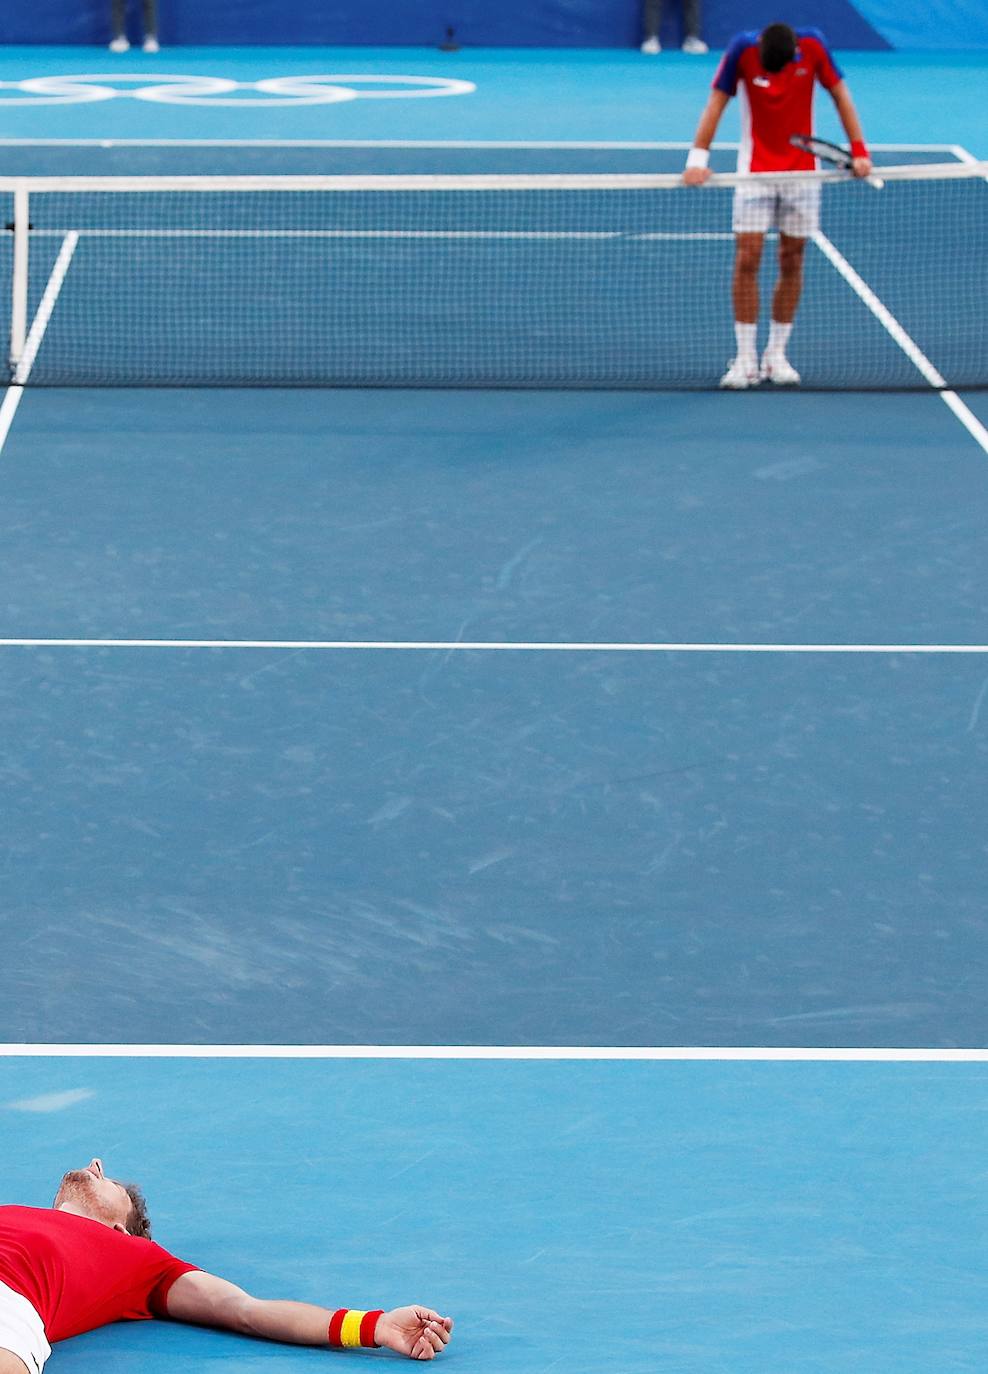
top-left (0, 73), bottom-right (476, 106)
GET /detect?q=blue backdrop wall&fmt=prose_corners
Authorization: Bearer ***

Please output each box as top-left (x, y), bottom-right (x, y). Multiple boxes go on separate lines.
top-left (0, 0), bottom-right (983, 49)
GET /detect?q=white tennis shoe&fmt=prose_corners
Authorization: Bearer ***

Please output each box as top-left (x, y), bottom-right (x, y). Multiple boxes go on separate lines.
top-left (720, 357), bottom-right (760, 390)
top-left (640, 36), bottom-right (661, 53)
top-left (143, 35), bottom-right (160, 52)
top-left (682, 36), bottom-right (709, 53)
top-left (109, 35), bottom-right (129, 51)
top-left (760, 353), bottom-right (801, 386)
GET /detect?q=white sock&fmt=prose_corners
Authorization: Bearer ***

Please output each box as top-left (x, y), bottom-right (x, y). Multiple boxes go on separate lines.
top-left (767, 320), bottom-right (792, 357)
top-left (734, 321), bottom-right (758, 364)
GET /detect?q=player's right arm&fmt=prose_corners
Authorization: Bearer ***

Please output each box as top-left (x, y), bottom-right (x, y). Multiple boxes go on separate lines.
top-left (683, 89), bottom-right (730, 184)
top-left (164, 1271), bottom-right (453, 1360)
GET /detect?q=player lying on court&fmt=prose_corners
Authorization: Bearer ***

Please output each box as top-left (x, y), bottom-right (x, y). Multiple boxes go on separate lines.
top-left (0, 1160), bottom-right (454, 1372)
top-left (683, 22), bottom-right (872, 389)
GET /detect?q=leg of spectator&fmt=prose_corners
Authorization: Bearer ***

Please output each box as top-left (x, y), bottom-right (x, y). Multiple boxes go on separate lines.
top-left (641, 0), bottom-right (662, 50)
top-left (143, 0), bottom-right (159, 49)
top-left (680, 0), bottom-right (708, 51)
top-left (109, 0), bottom-right (130, 49)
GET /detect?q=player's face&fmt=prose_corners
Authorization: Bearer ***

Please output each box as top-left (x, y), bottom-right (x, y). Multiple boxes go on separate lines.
top-left (54, 1158), bottom-right (133, 1229)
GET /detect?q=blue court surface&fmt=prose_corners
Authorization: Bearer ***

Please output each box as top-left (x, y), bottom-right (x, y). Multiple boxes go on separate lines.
top-left (3, 1055), bottom-right (988, 1373)
top-left (2, 41), bottom-right (988, 1374)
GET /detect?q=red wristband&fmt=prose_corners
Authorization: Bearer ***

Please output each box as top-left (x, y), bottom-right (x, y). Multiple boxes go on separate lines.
top-left (328, 1309), bottom-right (383, 1349)
top-left (850, 140), bottom-right (868, 160)
top-left (360, 1310), bottom-right (384, 1348)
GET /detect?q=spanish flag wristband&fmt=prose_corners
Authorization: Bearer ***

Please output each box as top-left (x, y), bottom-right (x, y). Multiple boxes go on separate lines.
top-left (328, 1309), bottom-right (384, 1349)
top-left (850, 140), bottom-right (869, 161)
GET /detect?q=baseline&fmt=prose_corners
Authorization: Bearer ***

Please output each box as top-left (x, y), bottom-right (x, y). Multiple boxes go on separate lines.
top-left (2, 1044), bottom-right (988, 1061)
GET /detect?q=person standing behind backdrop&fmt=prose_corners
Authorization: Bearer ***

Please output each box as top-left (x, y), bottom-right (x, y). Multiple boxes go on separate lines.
top-left (110, 0), bottom-right (159, 52)
top-left (641, 0), bottom-right (708, 54)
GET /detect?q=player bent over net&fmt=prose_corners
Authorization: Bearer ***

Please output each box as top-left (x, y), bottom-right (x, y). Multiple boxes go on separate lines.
top-left (682, 21), bottom-right (872, 389)
top-left (0, 1159), bottom-right (453, 1372)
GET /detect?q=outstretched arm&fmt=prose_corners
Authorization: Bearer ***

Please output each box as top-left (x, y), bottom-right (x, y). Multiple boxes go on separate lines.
top-left (829, 80), bottom-right (872, 178)
top-left (683, 89), bottom-right (730, 184)
top-left (165, 1271), bottom-right (453, 1361)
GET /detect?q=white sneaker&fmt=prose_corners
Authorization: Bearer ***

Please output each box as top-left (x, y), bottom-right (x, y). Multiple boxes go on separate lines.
top-left (109, 34), bottom-right (130, 52)
top-left (640, 36), bottom-right (661, 53)
top-left (143, 35), bottom-right (160, 52)
top-left (760, 353), bottom-right (801, 386)
top-left (720, 357), bottom-right (760, 390)
top-left (682, 36), bottom-right (709, 53)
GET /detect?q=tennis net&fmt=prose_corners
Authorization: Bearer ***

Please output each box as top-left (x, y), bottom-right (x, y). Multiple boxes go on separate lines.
top-left (3, 162), bottom-right (986, 389)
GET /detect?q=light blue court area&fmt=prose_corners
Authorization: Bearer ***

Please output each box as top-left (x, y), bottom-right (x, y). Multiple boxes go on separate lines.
top-left (2, 1056), bottom-right (988, 1373)
top-left (0, 48), bottom-right (985, 152)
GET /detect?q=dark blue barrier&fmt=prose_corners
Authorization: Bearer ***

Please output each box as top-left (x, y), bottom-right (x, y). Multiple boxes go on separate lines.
top-left (0, 0), bottom-right (959, 51)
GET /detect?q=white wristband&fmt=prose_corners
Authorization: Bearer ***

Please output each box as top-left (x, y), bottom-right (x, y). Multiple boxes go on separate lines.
top-left (685, 147), bottom-right (710, 170)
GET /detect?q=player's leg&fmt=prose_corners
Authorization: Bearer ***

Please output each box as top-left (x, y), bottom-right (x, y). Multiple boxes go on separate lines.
top-left (761, 180), bottom-right (821, 384)
top-left (720, 232), bottom-right (764, 388)
top-left (0, 1350), bottom-right (30, 1374)
top-left (760, 233), bottom-right (806, 384)
top-left (722, 184), bottom-right (774, 388)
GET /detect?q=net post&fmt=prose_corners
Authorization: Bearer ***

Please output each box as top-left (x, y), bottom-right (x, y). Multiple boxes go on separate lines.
top-left (9, 185), bottom-right (29, 375)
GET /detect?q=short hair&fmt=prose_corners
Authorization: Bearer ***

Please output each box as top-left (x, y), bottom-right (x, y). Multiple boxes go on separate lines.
top-left (122, 1183), bottom-right (152, 1239)
top-left (760, 23), bottom-right (797, 72)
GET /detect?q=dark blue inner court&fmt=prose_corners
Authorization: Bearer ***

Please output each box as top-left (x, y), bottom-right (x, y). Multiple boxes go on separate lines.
top-left (1, 387), bottom-right (986, 1049)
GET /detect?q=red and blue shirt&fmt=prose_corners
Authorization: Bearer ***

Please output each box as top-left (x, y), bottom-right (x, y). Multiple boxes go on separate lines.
top-left (713, 29), bottom-right (844, 173)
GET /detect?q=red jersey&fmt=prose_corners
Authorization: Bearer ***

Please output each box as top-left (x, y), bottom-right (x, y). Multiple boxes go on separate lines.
top-left (0, 1206), bottom-right (198, 1343)
top-left (713, 29), bottom-right (844, 173)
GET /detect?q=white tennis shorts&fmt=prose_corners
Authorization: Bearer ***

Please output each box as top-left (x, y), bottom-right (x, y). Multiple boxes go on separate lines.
top-left (0, 1281), bottom-right (50, 1374)
top-left (732, 180), bottom-right (822, 238)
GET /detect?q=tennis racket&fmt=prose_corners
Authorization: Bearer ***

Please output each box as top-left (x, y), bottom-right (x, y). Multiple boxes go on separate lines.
top-left (790, 133), bottom-right (853, 168)
top-left (790, 133), bottom-right (884, 189)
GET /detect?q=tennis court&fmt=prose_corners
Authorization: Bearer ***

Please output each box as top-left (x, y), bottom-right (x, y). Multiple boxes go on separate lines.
top-left (2, 42), bottom-right (988, 1373)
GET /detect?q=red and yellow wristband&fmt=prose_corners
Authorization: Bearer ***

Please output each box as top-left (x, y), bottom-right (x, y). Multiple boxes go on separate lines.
top-left (328, 1309), bottom-right (384, 1350)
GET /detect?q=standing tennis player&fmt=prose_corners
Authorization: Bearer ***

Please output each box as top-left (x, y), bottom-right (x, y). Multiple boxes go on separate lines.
top-left (683, 23), bottom-right (872, 388)
top-left (0, 1160), bottom-right (453, 1372)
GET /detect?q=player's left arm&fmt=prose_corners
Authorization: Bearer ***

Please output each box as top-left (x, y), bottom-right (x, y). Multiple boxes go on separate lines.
top-left (829, 80), bottom-right (872, 179)
top-left (164, 1271), bottom-right (453, 1361)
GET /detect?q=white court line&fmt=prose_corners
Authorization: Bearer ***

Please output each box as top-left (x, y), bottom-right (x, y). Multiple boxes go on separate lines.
top-left (0, 231), bottom-right (79, 458)
top-left (0, 138), bottom-right (960, 150)
top-left (813, 230), bottom-right (988, 458)
top-left (23, 229), bottom-right (735, 242)
top-left (12, 232), bottom-right (78, 384)
top-left (0, 1043), bottom-right (985, 1062)
top-left (0, 638), bottom-right (986, 652)
top-left (0, 385), bottom-right (23, 457)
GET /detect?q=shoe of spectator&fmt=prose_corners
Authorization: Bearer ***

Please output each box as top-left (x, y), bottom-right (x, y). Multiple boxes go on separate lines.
top-left (682, 36), bottom-right (709, 54)
top-left (640, 36), bottom-right (661, 53)
top-left (109, 35), bottom-right (129, 52)
top-left (143, 35), bottom-right (160, 52)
